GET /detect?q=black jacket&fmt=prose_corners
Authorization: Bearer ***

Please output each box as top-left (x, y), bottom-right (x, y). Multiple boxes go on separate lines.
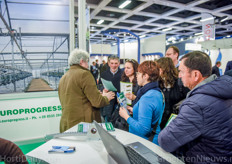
top-left (160, 78), bottom-right (189, 129)
top-left (99, 68), bottom-right (122, 92)
top-left (212, 65), bottom-right (220, 77)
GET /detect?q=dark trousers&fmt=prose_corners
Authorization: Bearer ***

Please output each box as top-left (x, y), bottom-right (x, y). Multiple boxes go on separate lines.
top-left (100, 98), bottom-right (117, 123)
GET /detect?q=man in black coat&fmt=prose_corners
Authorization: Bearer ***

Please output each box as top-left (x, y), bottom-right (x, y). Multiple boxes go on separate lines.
top-left (212, 61), bottom-right (221, 77)
top-left (99, 55), bottom-right (122, 122)
top-left (99, 60), bottom-right (107, 75)
top-left (90, 61), bottom-right (98, 84)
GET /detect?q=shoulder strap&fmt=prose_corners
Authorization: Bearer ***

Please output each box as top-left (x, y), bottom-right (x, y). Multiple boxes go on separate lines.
top-left (148, 90), bottom-right (165, 142)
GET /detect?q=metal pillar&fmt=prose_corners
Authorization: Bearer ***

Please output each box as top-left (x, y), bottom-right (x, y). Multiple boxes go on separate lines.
top-left (69, 0), bottom-right (75, 52)
top-left (11, 37), bottom-right (16, 92)
top-left (78, 0), bottom-right (87, 51)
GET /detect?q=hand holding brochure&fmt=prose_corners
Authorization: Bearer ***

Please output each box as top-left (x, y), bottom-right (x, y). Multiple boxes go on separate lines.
top-left (120, 81), bottom-right (133, 105)
top-left (117, 92), bottom-right (130, 115)
top-left (101, 78), bottom-right (117, 91)
top-left (165, 113), bottom-right (177, 127)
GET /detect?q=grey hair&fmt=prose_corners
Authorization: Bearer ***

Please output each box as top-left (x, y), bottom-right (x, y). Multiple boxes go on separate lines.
top-left (68, 49), bottom-right (89, 66)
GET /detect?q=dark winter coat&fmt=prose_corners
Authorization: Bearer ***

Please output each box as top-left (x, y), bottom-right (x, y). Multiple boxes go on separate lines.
top-left (158, 75), bottom-right (232, 164)
top-left (98, 68), bottom-right (122, 122)
top-left (225, 60), bottom-right (232, 73)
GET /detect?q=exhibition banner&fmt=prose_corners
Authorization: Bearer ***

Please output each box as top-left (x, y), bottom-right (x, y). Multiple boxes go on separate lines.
top-left (0, 91), bottom-right (61, 142)
top-left (201, 13), bottom-right (215, 40)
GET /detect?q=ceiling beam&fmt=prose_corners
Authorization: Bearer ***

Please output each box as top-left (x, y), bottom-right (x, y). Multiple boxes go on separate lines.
top-left (0, 8), bottom-right (33, 70)
top-left (39, 37), bottom-right (69, 68)
top-left (0, 33), bottom-right (69, 37)
top-left (0, 52), bottom-right (68, 55)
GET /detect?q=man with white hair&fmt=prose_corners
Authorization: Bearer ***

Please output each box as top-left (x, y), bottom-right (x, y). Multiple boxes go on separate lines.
top-left (58, 49), bottom-right (115, 133)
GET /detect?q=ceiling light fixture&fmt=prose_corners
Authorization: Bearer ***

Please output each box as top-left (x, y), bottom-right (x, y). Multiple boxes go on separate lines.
top-left (162, 28), bottom-right (172, 32)
top-left (97, 20), bottom-right (104, 25)
top-left (194, 32), bottom-right (202, 36)
top-left (200, 17), bottom-right (214, 22)
top-left (119, 0), bottom-right (131, 9)
top-left (140, 35), bottom-right (146, 38)
top-left (220, 16), bottom-right (228, 22)
top-left (168, 36), bottom-right (176, 41)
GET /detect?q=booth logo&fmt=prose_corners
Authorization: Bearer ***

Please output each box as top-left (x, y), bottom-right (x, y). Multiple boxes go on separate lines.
top-left (0, 105), bottom-right (62, 123)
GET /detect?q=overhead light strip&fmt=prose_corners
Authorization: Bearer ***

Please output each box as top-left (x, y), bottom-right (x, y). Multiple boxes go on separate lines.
top-left (221, 16), bottom-right (228, 22)
top-left (200, 17), bottom-right (214, 22)
top-left (162, 28), bottom-right (172, 32)
top-left (194, 32), bottom-right (202, 36)
top-left (119, 0), bottom-right (131, 9)
top-left (168, 36), bottom-right (176, 41)
top-left (97, 19), bottom-right (104, 25)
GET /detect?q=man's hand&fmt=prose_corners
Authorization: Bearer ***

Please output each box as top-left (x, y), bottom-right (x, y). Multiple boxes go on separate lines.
top-left (102, 88), bottom-right (109, 94)
top-left (103, 91), bottom-right (115, 101)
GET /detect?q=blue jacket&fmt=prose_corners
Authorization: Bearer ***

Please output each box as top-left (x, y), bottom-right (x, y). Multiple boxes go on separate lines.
top-left (127, 89), bottom-right (164, 145)
top-left (158, 75), bottom-right (232, 163)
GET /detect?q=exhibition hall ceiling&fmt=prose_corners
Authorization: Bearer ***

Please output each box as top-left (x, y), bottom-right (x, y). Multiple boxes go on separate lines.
top-left (85, 0), bottom-right (232, 44)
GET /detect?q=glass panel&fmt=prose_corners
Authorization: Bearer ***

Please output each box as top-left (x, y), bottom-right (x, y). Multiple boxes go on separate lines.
top-left (1, 0), bottom-right (70, 93)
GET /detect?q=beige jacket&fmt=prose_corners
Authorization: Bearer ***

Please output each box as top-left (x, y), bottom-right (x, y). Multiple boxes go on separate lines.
top-left (58, 64), bottom-right (109, 132)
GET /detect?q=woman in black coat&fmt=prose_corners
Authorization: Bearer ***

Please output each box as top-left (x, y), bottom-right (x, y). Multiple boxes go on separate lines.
top-left (157, 57), bottom-right (188, 129)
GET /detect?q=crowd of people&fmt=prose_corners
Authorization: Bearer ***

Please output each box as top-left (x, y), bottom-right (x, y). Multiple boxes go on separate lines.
top-left (57, 47), bottom-right (232, 163)
top-left (1, 47), bottom-right (232, 164)
top-left (62, 48), bottom-right (232, 163)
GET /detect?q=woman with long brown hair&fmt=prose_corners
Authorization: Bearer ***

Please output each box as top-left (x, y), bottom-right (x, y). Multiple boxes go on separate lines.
top-left (121, 59), bottom-right (139, 102)
top-left (157, 57), bottom-right (188, 129)
top-left (112, 59), bottom-right (139, 131)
